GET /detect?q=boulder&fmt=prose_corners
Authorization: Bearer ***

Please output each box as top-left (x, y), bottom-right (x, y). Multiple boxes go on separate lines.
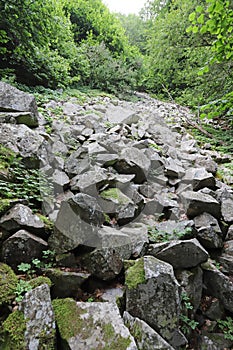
top-left (106, 104), bottom-right (139, 125)
top-left (0, 111), bottom-right (39, 127)
top-left (80, 226), bottom-right (131, 280)
top-left (49, 201), bottom-right (100, 253)
top-left (0, 123), bottom-right (43, 161)
top-left (114, 147), bottom-right (151, 184)
top-left (202, 260), bottom-right (233, 313)
top-left (125, 256), bottom-right (186, 348)
top-left (182, 167), bottom-right (216, 191)
top-left (0, 204), bottom-right (45, 235)
top-left (68, 193), bottom-right (105, 226)
top-left (19, 284), bottom-right (56, 349)
top-left (124, 312), bottom-right (175, 350)
top-left (148, 238), bottom-right (208, 269)
top-left (70, 166), bottom-right (109, 194)
top-left (180, 190), bottom-right (221, 219)
top-left (225, 225), bottom-right (233, 241)
top-left (194, 212), bottom-right (223, 249)
top-left (0, 82), bottom-right (38, 120)
top-left (53, 299), bottom-right (137, 349)
top-left (1, 230), bottom-right (48, 270)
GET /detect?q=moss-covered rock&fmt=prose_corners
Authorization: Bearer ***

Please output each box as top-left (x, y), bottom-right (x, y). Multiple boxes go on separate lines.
top-left (28, 276), bottom-right (52, 290)
top-left (0, 310), bottom-right (27, 350)
top-left (0, 263), bottom-right (18, 305)
top-left (125, 258), bottom-right (146, 290)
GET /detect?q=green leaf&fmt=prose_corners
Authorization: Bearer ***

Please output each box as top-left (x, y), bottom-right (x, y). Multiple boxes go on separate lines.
top-left (192, 26), bottom-right (199, 33)
top-left (189, 12), bottom-right (196, 21)
top-left (196, 5), bottom-right (203, 13)
top-left (197, 14), bottom-right (205, 24)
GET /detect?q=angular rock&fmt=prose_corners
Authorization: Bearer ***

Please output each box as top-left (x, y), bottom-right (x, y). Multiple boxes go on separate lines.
top-left (0, 82), bottom-right (38, 119)
top-left (120, 223), bottom-right (148, 257)
top-left (65, 149), bottom-right (90, 176)
top-left (124, 312), bottom-right (175, 350)
top-left (49, 201), bottom-right (100, 253)
top-left (114, 147), bottom-right (151, 184)
top-left (19, 284), bottom-right (56, 349)
top-left (80, 226), bottom-right (131, 280)
top-left (52, 169), bottom-right (70, 189)
top-left (68, 193), bottom-right (105, 226)
top-left (202, 260), bottom-right (233, 313)
top-left (149, 238), bottom-right (208, 269)
top-left (70, 166), bottom-right (109, 194)
top-left (106, 104), bottom-right (139, 125)
top-left (182, 167), bottom-right (216, 191)
top-left (175, 267), bottom-right (203, 313)
top-left (180, 190), bottom-right (221, 219)
top-left (43, 268), bottom-right (90, 298)
top-left (164, 157), bottom-right (185, 178)
top-left (53, 299), bottom-right (137, 349)
top-left (125, 256), bottom-right (186, 348)
top-left (0, 204), bottom-right (44, 234)
top-left (1, 230), bottom-right (48, 270)
top-left (194, 212), bottom-right (223, 249)
top-left (0, 111), bottom-right (39, 127)
top-left (0, 123), bottom-right (43, 160)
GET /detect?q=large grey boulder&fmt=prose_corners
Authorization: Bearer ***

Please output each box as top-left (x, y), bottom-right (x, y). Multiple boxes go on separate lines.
top-left (180, 190), bottom-right (221, 219)
top-left (0, 204), bottom-right (45, 235)
top-left (0, 82), bottom-right (39, 124)
top-left (124, 312), bottom-right (175, 350)
top-left (0, 123), bottom-right (43, 161)
top-left (53, 299), bottom-right (137, 350)
top-left (70, 166), bottom-right (109, 194)
top-left (106, 104), bottom-right (139, 125)
top-left (68, 193), bottom-right (105, 226)
top-left (148, 238), bottom-right (208, 269)
top-left (114, 147), bottom-right (151, 183)
top-left (1, 230), bottom-right (48, 270)
top-left (194, 212), bottom-right (223, 249)
top-left (182, 167), bottom-right (216, 191)
top-left (19, 284), bottom-right (56, 349)
top-left (125, 256), bottom-right (186, 348)
top-left (49, 201), bottom-right (100, 253)
top-left (202, 260), bottom-right (233, 313)
top-left (80, 226), bottom-right (132, 280)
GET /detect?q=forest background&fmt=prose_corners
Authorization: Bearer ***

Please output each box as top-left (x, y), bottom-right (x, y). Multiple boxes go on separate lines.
top-left (0, 0), bottom-right (232, 123)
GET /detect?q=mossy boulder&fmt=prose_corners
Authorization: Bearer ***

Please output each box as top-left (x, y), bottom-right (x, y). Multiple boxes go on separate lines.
top-left (0, 263), bottom-right (18, 305)
top-left (53, 298), bottom-right (137, 349)
top-left (0, 310), bottom-right (27, 350)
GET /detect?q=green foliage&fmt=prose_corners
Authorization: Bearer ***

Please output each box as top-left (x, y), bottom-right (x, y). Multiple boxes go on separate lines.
top-left (14, 280), bottom-right (32, 303)
top-left (72, 41), bottom-right (138, 93)
top-left (180, 292), bottom-right (199, 334)
top-left (148, 226), bottom-right (192, 243)
top-left (125, 258), bottom-right (146, 290)
top-left (217, 317), bottom-right (233, 340)
top-left (187, 0), bottom-right (233, 62)
top-left (0, 146), bottom-right (53, 209)
top-left (0, 263), bottom-right (18, 305)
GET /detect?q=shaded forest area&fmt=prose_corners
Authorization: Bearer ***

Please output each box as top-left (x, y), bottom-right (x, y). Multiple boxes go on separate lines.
top-left (0, 0), bottom-right (232, 124)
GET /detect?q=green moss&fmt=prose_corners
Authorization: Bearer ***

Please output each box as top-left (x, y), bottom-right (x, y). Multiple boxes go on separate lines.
top-left (52, 298), bottom-right (87, 340)
top-left (101, 323), bottom-right (131, 350)
top-left (101, 188), bottom-right (131, 205)
top-left (1, 310), bottom-right (26, 349)
top-left (0, 263), bottom-right (18, 305)
top-left (29, 276), bottom-right (52, 289)
top-left (37, 214), bottom-right (54, 232)
top-left (0, 199), bottom-right (11, 215)
top-left (125, 258), bottom-right (146, 290)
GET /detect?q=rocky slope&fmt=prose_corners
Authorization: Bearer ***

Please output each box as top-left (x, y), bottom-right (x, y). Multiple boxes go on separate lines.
top-left (0, 82), bottom-right (233, 349)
